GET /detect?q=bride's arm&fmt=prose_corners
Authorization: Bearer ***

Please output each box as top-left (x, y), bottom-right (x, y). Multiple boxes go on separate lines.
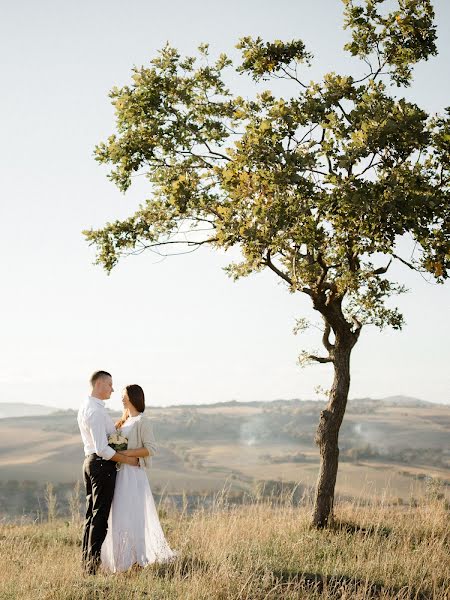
top-left (119, 419), bottom-right (156, 458)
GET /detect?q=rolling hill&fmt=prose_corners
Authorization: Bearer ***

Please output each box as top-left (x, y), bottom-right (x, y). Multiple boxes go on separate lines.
top-left (0, 397), bottom-right (448, 518)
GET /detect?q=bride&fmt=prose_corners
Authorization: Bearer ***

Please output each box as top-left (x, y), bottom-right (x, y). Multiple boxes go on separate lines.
top-left (101, 384), bottom-right (176, 572)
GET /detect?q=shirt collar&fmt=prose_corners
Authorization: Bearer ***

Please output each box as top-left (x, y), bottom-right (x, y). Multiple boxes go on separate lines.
top-left (88, 396), bottom-right (106, 408)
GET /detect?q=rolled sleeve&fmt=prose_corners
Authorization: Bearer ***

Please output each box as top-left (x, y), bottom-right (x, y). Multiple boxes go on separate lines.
top-left (88, 412), bottom-right (116, 460)
top-left (96, 443), bottom-right (115, 461)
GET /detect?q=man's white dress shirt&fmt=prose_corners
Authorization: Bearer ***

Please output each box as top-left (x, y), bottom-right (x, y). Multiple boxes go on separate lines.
top-left (77, 396), bottom-right (116, 460)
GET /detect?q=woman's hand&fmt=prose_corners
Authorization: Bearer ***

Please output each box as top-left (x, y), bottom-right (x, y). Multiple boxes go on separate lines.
top-left (119, 447), bottom-right (149, 458)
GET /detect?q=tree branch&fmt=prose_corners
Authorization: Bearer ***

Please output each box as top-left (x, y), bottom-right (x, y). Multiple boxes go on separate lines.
top-left (265, 251), bottom-right (293, 286)
top-left (202, 141), bottom-right (231, 161)
top-left (371, 259), bottom-right (392, 276)
top-left (279, 65), bottom-right (308, 89)
top-left (351, 315), bottom-right (363, 342)
top-left (265, 251), bottom-right (313, 296)
top-left (322, 320), bottom-right (335, 353)
top-left (391, 253), bottom-right (419, 272)
top-left (316, 252), bottom-right (329, 290)
top-left (336, 101), bottom-right (352, 125)
top-left (132, 236), bottom-right (218, 256)
top-left (355, 153), bottom-right (382, 178)
top-left (308, 354), bottom-right (334, 364)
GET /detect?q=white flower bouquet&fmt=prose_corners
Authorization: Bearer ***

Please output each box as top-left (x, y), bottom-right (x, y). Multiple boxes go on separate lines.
top-left (108, 430), bottom-right (128, 471)
top-left (108, 431), bottom-right (128, 452)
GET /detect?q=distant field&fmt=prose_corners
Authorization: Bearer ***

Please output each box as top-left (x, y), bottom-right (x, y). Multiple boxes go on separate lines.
top-left (0, 398), bottom-right (449, 517)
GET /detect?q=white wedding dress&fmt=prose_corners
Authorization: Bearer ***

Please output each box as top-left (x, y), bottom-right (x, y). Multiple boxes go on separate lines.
top-left (101, 415), bottom-right (176, 572)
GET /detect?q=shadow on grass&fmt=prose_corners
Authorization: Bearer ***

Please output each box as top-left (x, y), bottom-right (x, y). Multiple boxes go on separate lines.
top-left (268, 568), bottom-right (434, 600)
top-left (330, 519), bottom-right (393, 538)
top-left (150, 555), bottom-right (211, 579)
top-left (147, 554), bottom-right (436, 599)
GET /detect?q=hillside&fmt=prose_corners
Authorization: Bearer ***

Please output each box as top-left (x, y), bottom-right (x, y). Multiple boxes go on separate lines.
top-left (0, 402), bottom-right (59, 419)
top-left (0, 398), bottom-right (449, 518)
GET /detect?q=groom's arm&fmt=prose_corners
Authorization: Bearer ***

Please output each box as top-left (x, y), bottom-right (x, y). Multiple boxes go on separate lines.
top-left (109, 452), bottom-right (139, 466)
top-left (88, 412), bottom-right (138, 465)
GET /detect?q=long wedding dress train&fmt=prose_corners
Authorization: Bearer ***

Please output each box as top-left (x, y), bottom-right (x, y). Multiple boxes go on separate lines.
top-left (100, 416), bottom-right (176, 573)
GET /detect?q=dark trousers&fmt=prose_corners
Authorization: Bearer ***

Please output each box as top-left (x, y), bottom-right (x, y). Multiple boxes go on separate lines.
top-left (82, 454), bottom-right (117, 574)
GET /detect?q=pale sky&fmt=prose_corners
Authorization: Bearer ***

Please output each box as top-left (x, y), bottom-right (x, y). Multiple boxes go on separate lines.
top-left (1, 0), bottom-right (449, 413)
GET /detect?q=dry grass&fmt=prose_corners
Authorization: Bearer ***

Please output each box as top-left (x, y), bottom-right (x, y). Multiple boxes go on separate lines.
top-left (1, 497), bottom-right (449, 600)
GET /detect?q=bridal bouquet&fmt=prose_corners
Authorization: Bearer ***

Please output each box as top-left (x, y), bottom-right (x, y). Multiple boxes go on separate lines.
top-left (108, 430), bottom-right (128, 471)
top-left (108, 431), bottom-right (128, 452)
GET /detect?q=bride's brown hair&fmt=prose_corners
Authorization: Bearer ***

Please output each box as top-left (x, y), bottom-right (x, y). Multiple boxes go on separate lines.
top-left (115, 384), bottom-right (146, 430)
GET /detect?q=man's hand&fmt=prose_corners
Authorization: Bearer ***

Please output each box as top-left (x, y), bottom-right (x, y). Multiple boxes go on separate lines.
top-left (110, 452), bottom-right (139, 466)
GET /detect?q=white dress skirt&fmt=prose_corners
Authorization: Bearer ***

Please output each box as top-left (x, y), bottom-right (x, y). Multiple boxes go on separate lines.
top-left (101, 415), bottom-right (176, 572)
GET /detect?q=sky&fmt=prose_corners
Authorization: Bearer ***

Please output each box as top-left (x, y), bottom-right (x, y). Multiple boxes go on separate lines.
top-left (0, 0), bottom-right (449, 413)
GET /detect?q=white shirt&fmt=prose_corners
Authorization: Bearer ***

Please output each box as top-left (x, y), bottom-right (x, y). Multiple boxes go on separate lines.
top-left (77, 396), bottom-right (116, 460)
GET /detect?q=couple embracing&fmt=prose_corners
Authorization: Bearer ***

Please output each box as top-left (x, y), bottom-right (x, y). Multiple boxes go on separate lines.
top-left (77, 370), bottom-right (176, 575)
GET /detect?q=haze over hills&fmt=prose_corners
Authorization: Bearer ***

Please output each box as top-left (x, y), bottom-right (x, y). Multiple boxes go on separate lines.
top-left (0, 395), bottom-right (449, 519)
top-left (0, 402), bottom-right (59, 419)
top-left (0, 395), bottom-right (446, 420)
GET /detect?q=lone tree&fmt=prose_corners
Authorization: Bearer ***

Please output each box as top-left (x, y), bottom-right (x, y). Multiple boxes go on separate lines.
top-left (85, 0), bottom-right (449, 527)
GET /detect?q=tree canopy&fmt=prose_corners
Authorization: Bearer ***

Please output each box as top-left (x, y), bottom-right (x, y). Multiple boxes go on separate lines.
top-left (86, 0), bottom-right (448, 350)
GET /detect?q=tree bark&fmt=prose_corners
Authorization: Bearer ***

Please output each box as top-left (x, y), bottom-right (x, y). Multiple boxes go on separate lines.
top-left (312, 328), bottom-right (354, 528)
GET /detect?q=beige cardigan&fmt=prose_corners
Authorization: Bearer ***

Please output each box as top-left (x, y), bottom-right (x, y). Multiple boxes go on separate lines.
top-left (125, 415), bottom-right (157, 482)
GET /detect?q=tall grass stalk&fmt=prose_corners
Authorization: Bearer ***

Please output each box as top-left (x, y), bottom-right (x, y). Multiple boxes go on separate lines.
top-left (68, 480), bottom-right (81, 524)
top-left (44, 482), bottom-right (57, 523)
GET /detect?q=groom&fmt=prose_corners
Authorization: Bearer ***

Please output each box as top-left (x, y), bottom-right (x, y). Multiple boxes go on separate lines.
top-left (77, 370), bottom-right (139, 575)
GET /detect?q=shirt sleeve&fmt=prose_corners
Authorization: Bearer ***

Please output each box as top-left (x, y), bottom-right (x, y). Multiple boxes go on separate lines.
top-left (88, 409), bottom-right (115, 460)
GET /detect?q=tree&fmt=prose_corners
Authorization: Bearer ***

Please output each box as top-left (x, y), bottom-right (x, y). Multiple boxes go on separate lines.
top-left (84, 0), bottom-right (449, 527)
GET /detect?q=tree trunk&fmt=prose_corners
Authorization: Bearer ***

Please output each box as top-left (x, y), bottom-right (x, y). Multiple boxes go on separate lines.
top-left (312, 330), bottom-right (354, 528)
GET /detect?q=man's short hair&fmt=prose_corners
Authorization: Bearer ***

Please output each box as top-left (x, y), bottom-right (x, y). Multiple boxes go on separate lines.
top-left (90, 370), bottom-right (112, 386)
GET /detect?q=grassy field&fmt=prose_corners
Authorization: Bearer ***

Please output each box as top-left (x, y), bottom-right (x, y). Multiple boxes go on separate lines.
top-left (1, 496), bottom-right (449, 599)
